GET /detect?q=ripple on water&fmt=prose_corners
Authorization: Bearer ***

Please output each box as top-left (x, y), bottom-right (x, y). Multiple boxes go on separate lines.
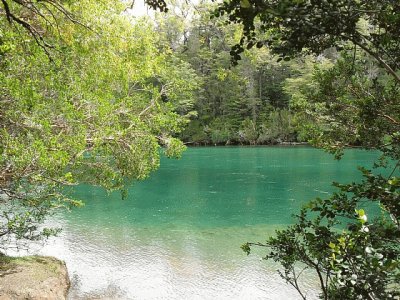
top-left (37, 224), bottom-right (321, 300)
top-left (34, 147), bottom-right (378, 299)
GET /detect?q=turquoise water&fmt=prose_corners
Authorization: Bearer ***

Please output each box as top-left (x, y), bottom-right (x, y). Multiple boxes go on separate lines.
top-left (39, 147), bottom-right (379, 299)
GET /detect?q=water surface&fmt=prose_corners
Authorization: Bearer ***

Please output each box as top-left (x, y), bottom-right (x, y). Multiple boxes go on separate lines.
top-left (39, 147), bottom-right (378, 299)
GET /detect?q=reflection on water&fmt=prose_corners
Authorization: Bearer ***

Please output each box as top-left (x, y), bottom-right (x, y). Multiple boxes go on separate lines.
top-left (35, 147), bottom-right (377, 299)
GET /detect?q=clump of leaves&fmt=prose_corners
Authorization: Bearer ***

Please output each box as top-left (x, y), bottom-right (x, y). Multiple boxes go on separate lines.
top-left (244, 165), bottom-right (400, 299)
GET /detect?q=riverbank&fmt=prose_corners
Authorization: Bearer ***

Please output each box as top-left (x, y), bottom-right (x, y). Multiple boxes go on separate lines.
top-left (184, 141), bottom-right (310, 146)
top-left (0, 255), bottom-right (69, 299)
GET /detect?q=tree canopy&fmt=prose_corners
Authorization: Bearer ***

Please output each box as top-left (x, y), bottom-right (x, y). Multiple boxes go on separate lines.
top-left (0, 0), bottom-right (197, 249)
top-left (216, 0), bottom-right (400, 81)
top-left (0, 0), bottom-right (169, 55)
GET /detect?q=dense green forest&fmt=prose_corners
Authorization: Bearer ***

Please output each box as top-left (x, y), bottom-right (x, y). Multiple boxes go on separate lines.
top-left (1, 0), bottom-right (399, 299)
top-left (154, 1), bottom-right (314, 145)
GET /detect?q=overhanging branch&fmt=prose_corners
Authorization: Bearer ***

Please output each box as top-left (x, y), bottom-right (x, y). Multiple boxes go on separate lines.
top-left (343, 34), bottom-right (400, 84)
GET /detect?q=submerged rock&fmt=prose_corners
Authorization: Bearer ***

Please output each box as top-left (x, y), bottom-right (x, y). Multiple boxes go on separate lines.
top-left (0, 256), bottom-right (70, 300)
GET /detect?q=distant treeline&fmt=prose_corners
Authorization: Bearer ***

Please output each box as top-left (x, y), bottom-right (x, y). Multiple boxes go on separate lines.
top-left (154, 2), bottom-right (319, 146)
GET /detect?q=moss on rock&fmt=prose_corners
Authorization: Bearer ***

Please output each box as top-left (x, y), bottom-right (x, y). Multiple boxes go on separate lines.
top-left (0, 255), bottom-right (70, 300)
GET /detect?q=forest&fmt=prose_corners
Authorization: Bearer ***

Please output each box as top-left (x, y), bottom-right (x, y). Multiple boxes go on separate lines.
top-left (0, 0), bottom-right (399, 299)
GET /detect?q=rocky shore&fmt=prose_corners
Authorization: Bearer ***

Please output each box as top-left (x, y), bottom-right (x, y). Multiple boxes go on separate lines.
top-left (0, 256), bottom-right (69, 300)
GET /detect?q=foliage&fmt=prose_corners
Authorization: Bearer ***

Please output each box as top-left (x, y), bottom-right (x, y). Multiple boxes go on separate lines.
top-left (208, 118), bottom-right (235, 145)
top-left (239, 118), bottom-right (258, 144)
top-left (242, 49), bottom-right (400, 299)
top-left (157, 1), bottom-right (302, 145)
top-left (0, 0), bottom-right (169, 56)
top-left (243, 166), bottom-right (400, 300)
top-left (216, 0), bottom-right (400, 298)
top-left (294, 51), bottom-right (400, 158)
top-left (257, 109), bottom-right (296, 144)
top-left (215, 0), bottom-right (400, 80)
top-left (0, 1), bottom-right (197, 250)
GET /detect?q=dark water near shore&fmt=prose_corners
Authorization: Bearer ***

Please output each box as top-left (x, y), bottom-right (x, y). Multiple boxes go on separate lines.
top-left (39, 146), bottom-right (378, 299)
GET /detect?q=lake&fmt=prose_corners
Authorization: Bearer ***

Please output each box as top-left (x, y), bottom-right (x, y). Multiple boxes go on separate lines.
top-left (39, 146), bottom-right (378, 299)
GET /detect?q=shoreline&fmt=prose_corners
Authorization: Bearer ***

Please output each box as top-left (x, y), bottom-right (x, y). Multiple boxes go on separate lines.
top-left (184, 141), bottom-right (310, 147)
top-left (0, 255), bottom-right (70, 300)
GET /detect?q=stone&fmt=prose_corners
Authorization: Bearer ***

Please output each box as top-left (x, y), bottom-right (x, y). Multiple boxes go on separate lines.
top-left (0, 256), bottom-right (70, 300)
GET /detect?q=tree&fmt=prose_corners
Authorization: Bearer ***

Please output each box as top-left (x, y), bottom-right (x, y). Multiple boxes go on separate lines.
top-left (244, 52), bottom-right (400, 299)
top-left (0, 0), bottom-right (196, 250)
top-left (155, 1), bottom-right (302, 145)
top-left (215, 0), bottom-right (400, 298)
top-left (215, 0), bottom-right (400, 83)
top-left (0, 0), bottom-right (168, 56)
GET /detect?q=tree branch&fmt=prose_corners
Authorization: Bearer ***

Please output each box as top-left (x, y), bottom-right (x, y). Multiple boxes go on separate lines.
top-left (343, 35), bottom-right (400, 84)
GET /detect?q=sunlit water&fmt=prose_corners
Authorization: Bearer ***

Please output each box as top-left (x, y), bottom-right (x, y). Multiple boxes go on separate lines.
top-left (35, 147), bottom-right (378, 299)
